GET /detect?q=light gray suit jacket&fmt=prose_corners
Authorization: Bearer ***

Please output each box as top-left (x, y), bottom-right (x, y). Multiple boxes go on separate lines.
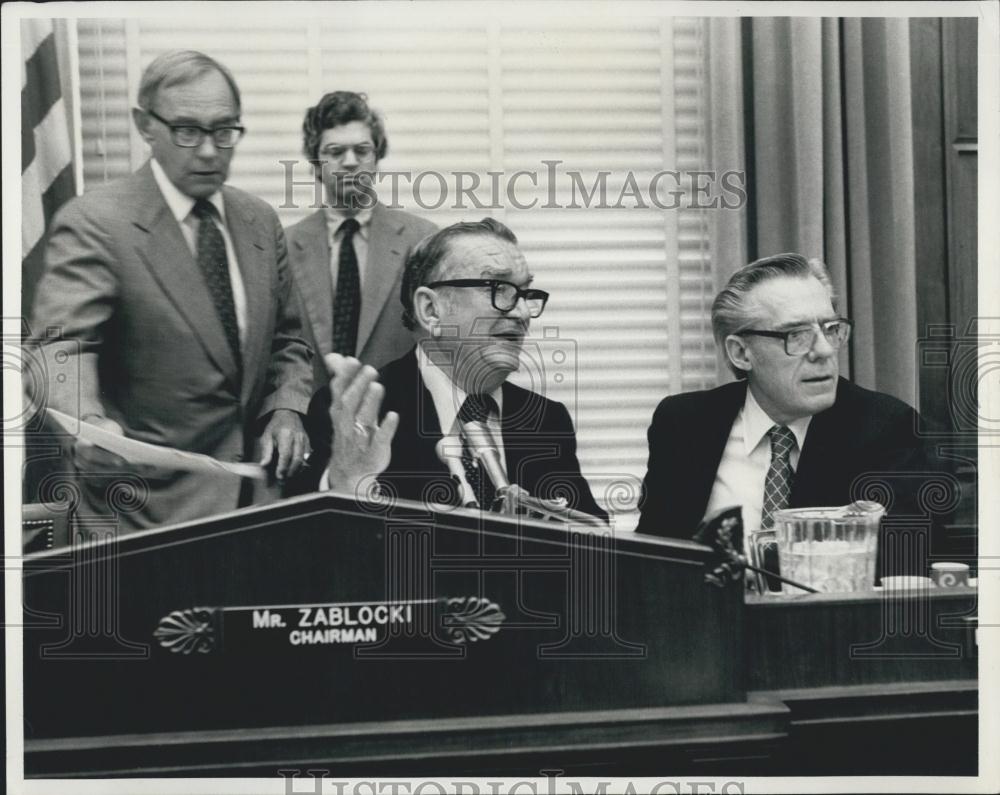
top-left (285, 204), bottom-right (436, 387)
top-left (29, 162), bottom-right (313, 531)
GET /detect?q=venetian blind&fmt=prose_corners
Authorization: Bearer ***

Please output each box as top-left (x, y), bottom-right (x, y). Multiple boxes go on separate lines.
top-left (74, 12), bottom-right (716, 530)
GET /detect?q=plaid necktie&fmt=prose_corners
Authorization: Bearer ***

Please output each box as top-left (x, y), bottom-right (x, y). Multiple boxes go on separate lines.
top-left (332, 217), bottom-right (361, 355)
top-left (458, 393), bottom-right (500, 510)
top-left (192, 199), bottom-right (241, 367)
top-left (761, 425), bottom-right (796, 529)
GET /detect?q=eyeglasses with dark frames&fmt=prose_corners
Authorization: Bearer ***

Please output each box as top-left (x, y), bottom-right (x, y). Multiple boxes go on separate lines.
top-left (426, 279), bottom-right (550, 317)
top-left (737, 318), bottom-right (852, 356)
top-left (145, 108), bottom-right (245, 149)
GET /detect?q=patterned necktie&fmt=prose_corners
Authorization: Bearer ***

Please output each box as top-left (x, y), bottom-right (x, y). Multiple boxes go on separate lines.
top-left (332, 217), bottom-right (361, 355)
top-left (458, 393), bottom-right (500, 510)
top-left (192, 199), bottom-right (241, 367)
top-left (761, 425), bottom-right (797, 529)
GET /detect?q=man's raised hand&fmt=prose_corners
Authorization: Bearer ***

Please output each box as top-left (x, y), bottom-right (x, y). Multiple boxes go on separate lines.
top-left (324, 353), bottom-right (399, 495)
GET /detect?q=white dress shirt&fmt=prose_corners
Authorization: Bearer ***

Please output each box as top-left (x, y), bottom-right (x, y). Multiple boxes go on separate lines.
top-left (703, 387), bottom-right (812, 542)
top-left (150, 158), bottom-right (247, 344)
top-left (325, 205), bottom-right (374, 290)
top-left (320, 344), bottom-right (507, 498)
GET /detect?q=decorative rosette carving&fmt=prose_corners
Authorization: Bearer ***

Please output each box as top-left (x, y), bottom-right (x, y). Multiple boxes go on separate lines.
top-left (153, 607), bottom-right (217, 654)
top-left (441, 597), bottom-right (505, 645)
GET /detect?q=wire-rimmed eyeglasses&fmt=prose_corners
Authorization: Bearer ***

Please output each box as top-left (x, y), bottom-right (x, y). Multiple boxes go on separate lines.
top-left (318, 143), bottom-right (377, 163)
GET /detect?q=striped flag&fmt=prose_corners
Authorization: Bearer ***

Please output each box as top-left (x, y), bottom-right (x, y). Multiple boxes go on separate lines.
top-left (21, 18), bottom-right (80, 505)
top-left (22, 18), bottom-right (78, 316)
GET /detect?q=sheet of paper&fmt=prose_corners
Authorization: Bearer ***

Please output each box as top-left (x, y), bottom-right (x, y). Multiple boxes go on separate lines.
top-left (45, 408), bottom-right (266, 480)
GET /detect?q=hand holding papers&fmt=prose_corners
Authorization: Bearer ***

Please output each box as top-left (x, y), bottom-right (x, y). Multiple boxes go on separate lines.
top-left (46, 408), bottom-right (265, 479)
top-left (70, 414), bottom-right (132, 472)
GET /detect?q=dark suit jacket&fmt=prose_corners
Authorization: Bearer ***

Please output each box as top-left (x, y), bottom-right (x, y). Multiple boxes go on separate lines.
top-left (636, 379), bottom-right (950, 570)
top-left (302, 349), bottom-right (607, 521)
top-left (29, 162), bottom-right (313, 530)
top-left (285, 204), bottom-right (437, 388)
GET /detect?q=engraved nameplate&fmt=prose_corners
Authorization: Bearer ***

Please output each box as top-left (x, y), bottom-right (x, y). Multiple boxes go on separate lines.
top-left (153, 596), bottom-right (506, 655)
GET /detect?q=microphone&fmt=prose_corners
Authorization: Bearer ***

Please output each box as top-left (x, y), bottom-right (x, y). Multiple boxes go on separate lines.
top-left (459, 421), bottom-right (509, 492)
top-left (434, 436), bottom-right (478, 507)
top-left (457, 421), bottom-right (607, 528)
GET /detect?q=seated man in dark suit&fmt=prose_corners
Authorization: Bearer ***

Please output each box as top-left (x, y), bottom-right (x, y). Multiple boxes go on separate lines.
top-left (306, 218), bottom-right (606, 521)
top-left (636, 253), bottom-right (950, 576)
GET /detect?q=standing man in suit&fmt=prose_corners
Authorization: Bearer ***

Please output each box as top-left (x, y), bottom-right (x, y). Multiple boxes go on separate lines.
top-left (636, 253), bottom-right (947, 576)
top-left (29, 50), bottom-right (313, 532)
top-left (309, 218), bottom-right (606, 521)
top-left (286, 91), bottom-right (437, 391)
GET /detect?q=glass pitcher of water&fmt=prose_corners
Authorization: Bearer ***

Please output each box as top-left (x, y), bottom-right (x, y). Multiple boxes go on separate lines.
top-left (772, 502), bottom-right (885, 593)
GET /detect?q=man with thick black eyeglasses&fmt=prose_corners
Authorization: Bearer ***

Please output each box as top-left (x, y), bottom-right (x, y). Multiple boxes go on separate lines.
top-left (28, 49), bottom-right (313, 532)
top-left (422, 279), bottom-right (550, 318)
top-left (636, 253), bottom-right (952, 580)
top-left (297, 218), bottom-right (606, 522)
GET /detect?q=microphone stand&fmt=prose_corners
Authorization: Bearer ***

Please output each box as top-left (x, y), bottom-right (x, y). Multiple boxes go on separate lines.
top-left (460, 422), bottom-right (606, 528)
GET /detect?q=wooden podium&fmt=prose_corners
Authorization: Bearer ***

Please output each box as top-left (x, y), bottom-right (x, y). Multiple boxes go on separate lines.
top-left (22, 492), bottom-right (977, 777)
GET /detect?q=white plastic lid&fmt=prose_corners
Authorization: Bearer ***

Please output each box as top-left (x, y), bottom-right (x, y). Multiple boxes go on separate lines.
top-left (931, 561), bottom-right (970, 571)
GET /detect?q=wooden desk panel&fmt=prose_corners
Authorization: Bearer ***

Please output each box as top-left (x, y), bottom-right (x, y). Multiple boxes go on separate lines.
top-left (21, 496), bottom-right (978, 777)
top-left (745, 587), bottom-right (978, 690)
